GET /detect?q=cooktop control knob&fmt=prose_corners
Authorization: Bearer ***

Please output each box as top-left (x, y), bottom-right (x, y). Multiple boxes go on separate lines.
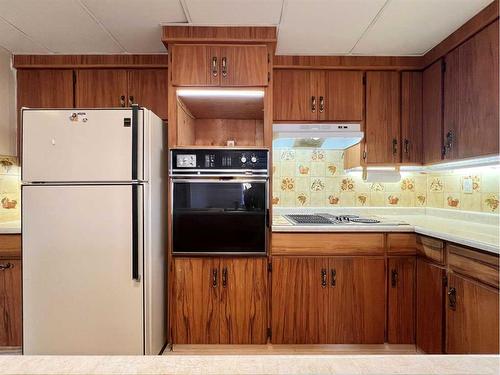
top-left (240, 155), bottom-right (247, 163)
top-left (251, 155), bottom-right (257, 163)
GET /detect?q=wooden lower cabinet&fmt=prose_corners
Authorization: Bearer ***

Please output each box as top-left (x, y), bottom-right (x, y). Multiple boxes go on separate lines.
top-left (416, 258), bottom-right (445, 353)
top-left (271, 256), bottom-right (385, 344)
top-left (387, 257), bottom-right (415, 344)
top-left (172, 257), bottom-right (267, 344)
top-left (446, 273), bottom-right (499, 354)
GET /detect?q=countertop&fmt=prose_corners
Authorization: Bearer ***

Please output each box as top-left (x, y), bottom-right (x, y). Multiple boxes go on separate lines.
top-left (0, 220), bottom-right (21, 234)
top-left (272, 208), bottom-right (500, 254)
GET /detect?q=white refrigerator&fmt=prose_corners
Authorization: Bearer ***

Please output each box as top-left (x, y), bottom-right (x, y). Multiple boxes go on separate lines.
top-left (21, 106), bottom-right (167, 355)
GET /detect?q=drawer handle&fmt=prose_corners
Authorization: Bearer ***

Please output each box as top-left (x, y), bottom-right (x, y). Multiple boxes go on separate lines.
top-left (321, 268), bottom-right (327, 288)
top-left (448, 287), bottom-right (457, 310)
top-left (391, 269), bottom-right (398, 288)
top-left (0, 262), bottom-right (14, 271)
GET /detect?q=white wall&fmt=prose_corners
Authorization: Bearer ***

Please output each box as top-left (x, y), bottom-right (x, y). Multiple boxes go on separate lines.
top-left (0, 48), bottom-right (16, 156)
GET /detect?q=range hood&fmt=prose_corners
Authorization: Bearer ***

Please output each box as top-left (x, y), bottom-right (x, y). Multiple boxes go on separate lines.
top-left (273, 123), bottom-right (364, 150)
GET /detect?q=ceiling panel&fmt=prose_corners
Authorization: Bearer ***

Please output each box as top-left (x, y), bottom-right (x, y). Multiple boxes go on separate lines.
top-left (82, 0), bottom-right (187, 53)
top-left (0, 0), bottom-right (123, 53)
top-left (277, 0), bottom-right (387, 55)
top-left (352, 0), bottom-right (495, 55)
top-left (185, 0), bottom-right (283, 25)
top-left (0, 18), bottom-right (50, 53)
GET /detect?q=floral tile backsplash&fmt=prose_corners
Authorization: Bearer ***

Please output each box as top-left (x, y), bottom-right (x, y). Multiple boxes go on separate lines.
top-left (272, 149), bottom-right (500, 213)
top-left (0, 155), bottom-right (20, 223)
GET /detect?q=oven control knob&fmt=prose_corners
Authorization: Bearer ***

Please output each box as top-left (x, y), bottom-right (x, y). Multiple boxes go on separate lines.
top-left (240, 156), bottom-right (247, 163)
top-left (251, 156), bottom-right (257, 163)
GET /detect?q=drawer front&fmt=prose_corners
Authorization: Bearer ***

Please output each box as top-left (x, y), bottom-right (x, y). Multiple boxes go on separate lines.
top-left (0, 234), bottom-right (21, 259)
top-left (447, 244), bottom-right (499, 288)
top-left (387, 233), bottom-right (417, 255)
top-left (416, 235), bottom-right (445, 264)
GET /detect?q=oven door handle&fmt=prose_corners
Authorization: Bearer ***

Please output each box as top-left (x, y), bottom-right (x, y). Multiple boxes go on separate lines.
top-left (171, 178), bottom-right (268, 183)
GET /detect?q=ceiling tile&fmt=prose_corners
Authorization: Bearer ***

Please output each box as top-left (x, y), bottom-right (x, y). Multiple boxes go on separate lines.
top-left (82, 0), bottom-right (187, 53)
top-left (185, 0), bottom-right (283, 25)
top-left (276, 0), bottom-right (387, 55)
top-left (0, 18), bottom-right (50, 53)
top-left (0, 0), bottom-right (123, 53)
top-left (352, 0), bottom-right (495, 55)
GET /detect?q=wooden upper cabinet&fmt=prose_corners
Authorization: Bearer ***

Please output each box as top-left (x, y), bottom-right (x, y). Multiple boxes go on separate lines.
top-left (365, 71), bottom-right (400, 164)
top-left (128, 69), bottom-right (168, 119)
top-left (219, 258), bottom-right (267, 344)
top-left (401, 72), bottom-right (422, 164)
top-left (446, 273), bottom-right (499, 354)
top-left (17, 69), bottom-right (74, 108)
top-left (329, 257), bottom-right (385, 344)
top-left (0, 259), bottom-right (21, 347)
top-left (172, 257), bottom-right (219, 344)
top-left (324, 71), bottom-right (364, 121)
top-left (273, 70), bottom-right (317, 121)
top-left (416, 258), bottom-right (445, 353)
top-left (388, 257), bottom-right (416, 344)
top-left (171, 44), bottom-right (268, 87)
top-left (220, 45), bottom-right (268, 86)
top-left (422, 60), bottom-right (444, 164)
top-left (76, 69), bottom-right (128, 108)
top-left (443, 49), bottom-right (460, 160)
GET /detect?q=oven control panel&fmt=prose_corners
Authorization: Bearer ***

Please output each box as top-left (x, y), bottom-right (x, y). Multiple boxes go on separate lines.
top-left (171, 149), bottom-right (268, 171)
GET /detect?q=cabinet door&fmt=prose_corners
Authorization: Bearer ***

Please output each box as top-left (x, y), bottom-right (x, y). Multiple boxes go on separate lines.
top-left (17, 69), bottom-right (74, 108)
top-left (220, 45), bottom-right (268, 86)
top-left (220, 258), bottom-right (267, 344)
top-left (388, 257), bottom-right (415, 344)
top-left (324, 71), bottom-right (364, 121)
top-left (443, 49), bottom-right (460, 160)
top-left (172, 258), bottom-right (220, 344)
top-left (273, 70), bottom-right (317, 121)
top-left (422, 60), bottom-right (444, 164)
top-left (329, 257), bottom-right (385, 344)
top-left (128, 69), bottom-right (168, 119)
top-left (401, 72), bottom-right (422, 164)
top-left (416, 258), bottom-right (445, 353)
top-left (365, 71), bottom-right (400, 164)
top-left (171, 45), bottom-right (219, 86)
top-left (76, 69), bottom-right (128, 108)
top-left (446, 273), bottom-right (499, 354)
top-left (0, 259), bottom-right (21, 347)
top-left (457, 20), bottom-right (499, 159)
top-left (271, 257), bottom-right (329, 344)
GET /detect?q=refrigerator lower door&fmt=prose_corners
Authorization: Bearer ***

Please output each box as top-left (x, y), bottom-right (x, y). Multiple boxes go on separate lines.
top-left (21, 108), bottom-right (146, 183)
top-left (22, 184), bottom-right (144, 355)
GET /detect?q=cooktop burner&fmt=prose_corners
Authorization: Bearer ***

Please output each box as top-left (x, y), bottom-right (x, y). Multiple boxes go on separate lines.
top-left (286, 214), bottom-right (333, 224)
top-left (285, 213), bottom-right (383, 225)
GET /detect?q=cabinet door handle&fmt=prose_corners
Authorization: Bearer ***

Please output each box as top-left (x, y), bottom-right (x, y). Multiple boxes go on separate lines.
top-left (0, 262), bottom-right (13, 271)
top-left (391, 269), bottom-right (398, 288)
top-left (211, 56), bottom-right (218, 77)
top-left (212, 268), bottom-right (218, 288)
top-left (222, 267), bottom-right (228, 288)
top-left (128, 95), bottom-right (134, 106)
top-left (221, 57), bottom-right (227, 78)
top-left (404, 138), bottom-right (409, 154)
top-left (311, 96), bottom-right (316, 113)
top-left (120, 95), bottom-right (126, 107)
top-left (330, 269), bottom-right (336, 287)
top-left (443, 130), bottom-right (454, 156)
top-left (448, 287), bottom-right (457, 310)
top-left (321, 268), bottom-right (327, 288)
top-left (392, 138), bottom-right (398, 155)
top-left (319, 96), bottom-right (325, 113)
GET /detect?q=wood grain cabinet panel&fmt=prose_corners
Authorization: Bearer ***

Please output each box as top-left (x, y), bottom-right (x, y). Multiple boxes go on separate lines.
top-left (172, 258), bottom-right (220, 344)
top-left (171, 45), bottom-right (216, 86)
top-left (328, 257), bottom-right (385, 344)
top-left (273, 70), bottom-right (317, 121)
top-left (324, 71), bottom-right (364, 121)
top-left (388, 257), bottom-right (416, 344)
top-left (422, 60), bottom-right (444, 164)
top-left (271, 257), bottom-right (329, 344)
top-left (446, 273), bottom-right (499, 354)
top-left (76, 69), bottom-right (128, 108)
top-left (128, 69), bottom-right (168, 119)
top-left (401, 72), bottom-right (422, 164)
top-left (0, 259), bottom-right (21, 347)
top-left (220, 45), bottom-right (268, 86)
top-left (443, 49), bottom-right (460, 160)
top-left (365, 71), bottom-right (400, 164)
top-left (17, 69), bottom-right (74, 109)
top-left (416, 258), bottom-right (445, 353)
top-left (219, 258), bottom-right (267, 344)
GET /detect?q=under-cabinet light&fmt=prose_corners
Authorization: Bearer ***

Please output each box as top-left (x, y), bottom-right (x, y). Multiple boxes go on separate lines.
top-left (177, 89), bottom-right (265, 98)
top-left (425, 155), bottom-right (500, 171)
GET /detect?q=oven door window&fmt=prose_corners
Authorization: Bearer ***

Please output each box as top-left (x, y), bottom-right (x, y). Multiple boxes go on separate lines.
top-left (173, 181), bottom-right (267, 254)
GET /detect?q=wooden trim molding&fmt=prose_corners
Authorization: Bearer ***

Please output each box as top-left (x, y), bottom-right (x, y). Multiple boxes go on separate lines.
top-left (273, 55), bottom-right (423, 70)
top-left (162, 26), bottom-right (277, 46)
top-left (13, 54), bottom-right (169, 69)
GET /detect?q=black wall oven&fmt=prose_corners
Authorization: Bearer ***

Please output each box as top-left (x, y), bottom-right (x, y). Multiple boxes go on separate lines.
top-left (170, 149), bottom-right (269, 255)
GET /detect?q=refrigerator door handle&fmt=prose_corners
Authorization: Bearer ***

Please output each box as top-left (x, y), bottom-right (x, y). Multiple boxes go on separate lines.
top-left (132, 184), bottom-right (140, 281)
top-left (131, 104), bottom-right (139, 181)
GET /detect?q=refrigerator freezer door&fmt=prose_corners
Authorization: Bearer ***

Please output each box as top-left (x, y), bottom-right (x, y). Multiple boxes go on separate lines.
top-left (22, 184), bottom-right (144, 355)
top-left (22, 109), bottom-right (145, 182)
